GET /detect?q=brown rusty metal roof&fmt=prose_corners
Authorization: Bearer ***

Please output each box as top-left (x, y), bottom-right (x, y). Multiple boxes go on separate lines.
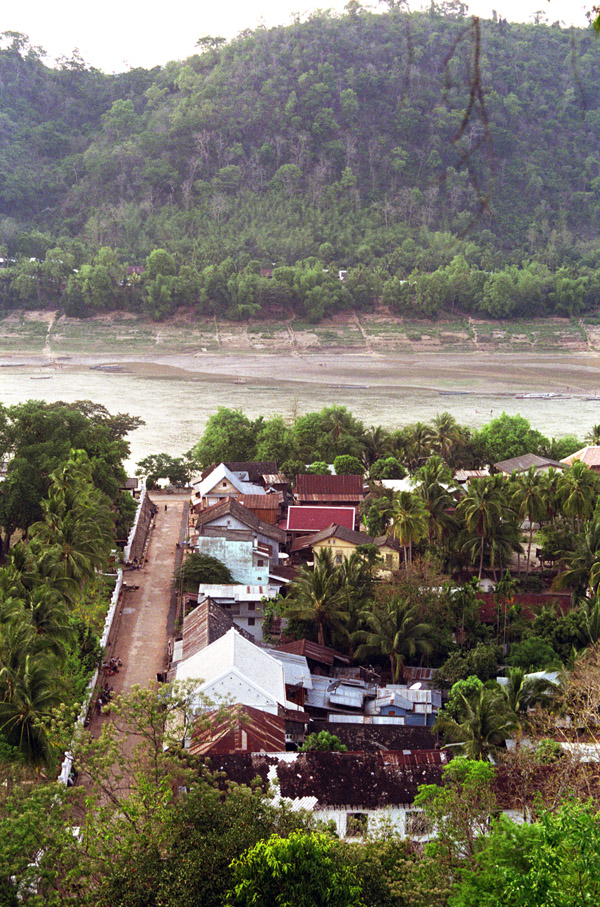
top-left (295, 474), bottom-right (365, 497)
top-left (181, 598), bottom-right (254, 661)
top-left (190, 705), bottom-right (285, 756)
top-left (238, 493), bottom-right (283, 509)
top-left (205, 752), bottom-right (445, 807)
top-left (195, 498), bottom-right (286, 543)
top-left (277, 639), bottom-right (350, 666)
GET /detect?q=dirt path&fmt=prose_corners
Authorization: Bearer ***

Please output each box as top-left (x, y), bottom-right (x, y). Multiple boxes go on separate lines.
top-left (88, 492), bottom-right (188, 736)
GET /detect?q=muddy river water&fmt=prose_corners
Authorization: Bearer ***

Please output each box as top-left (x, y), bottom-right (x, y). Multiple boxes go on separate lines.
top-left (1, 347), bottom-right (599, 469)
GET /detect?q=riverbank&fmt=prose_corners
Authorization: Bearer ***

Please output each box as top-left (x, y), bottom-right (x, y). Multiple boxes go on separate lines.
top-left (2, 310), bottom-right (600, 396)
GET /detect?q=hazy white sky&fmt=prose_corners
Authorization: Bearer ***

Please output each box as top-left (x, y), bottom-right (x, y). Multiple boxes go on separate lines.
top-left (1, 0), bottom-right (591, 73)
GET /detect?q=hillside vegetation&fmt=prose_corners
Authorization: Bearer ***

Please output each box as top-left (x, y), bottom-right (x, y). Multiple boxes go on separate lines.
top-left (1, 11), bottom-right (600, 321)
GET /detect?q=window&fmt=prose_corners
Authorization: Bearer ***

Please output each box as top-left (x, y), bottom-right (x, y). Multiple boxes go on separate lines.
top-left (248, 617), bottom-right (255, 626)
top-left (257, 559), bottom-right (265, 566)
top-left (335, 554), bottom-right (342, 565)
top-left (248, 602), bottom-right (255, 611)
top-left (346, 813), bottom-right (368, 837)
top-left (386, 553), bottom-right (393, 566)
top-left (405, 811), bottom-right (432, 838)
top-left (222, 481), bottom-right (227, 487)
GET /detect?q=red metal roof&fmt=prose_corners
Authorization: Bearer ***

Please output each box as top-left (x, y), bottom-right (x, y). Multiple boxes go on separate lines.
top-left (287, 505), bottom-right (355, 533)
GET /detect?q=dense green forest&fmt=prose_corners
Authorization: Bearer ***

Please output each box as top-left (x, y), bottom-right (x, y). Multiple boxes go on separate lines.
top-left (2, 10), bottom-right (600, 320)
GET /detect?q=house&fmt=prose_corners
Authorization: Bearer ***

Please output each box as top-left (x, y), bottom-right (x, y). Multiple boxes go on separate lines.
top-left (176, 627), bottom-right (297, 715)
top-left (194, 498), bottom-right (287, 563)
top-left (191, 463), bottom-right (265, 511)
top-left (276, 639), bottom-right (350, 676)
top-left (267, 649), bottom-right (313, 709)
top-left (189, 705), bottom-right (286, 756)
top-left (237, 492), bottom-right (284, 526)
top-left (196, 529), bottom-right (273, 585)
top-left (308, 524), bottom-right (375, 565)
top-left (224, 461), bottom-right (279, 484)
top-left (374, 536), bottom-right (402, 572)
top-left (204, 751), bottom-right (446, 839)
top-left (294, 473), bottom-right (365, 507)
top-left (364, 686), bottom-right (442, 727)
top-left (561, 446), bottom-right (600, 473)
top-left (494, 454), bottom-right (564, 476)
top-left (286, 505), bottom-right (356, 536)
top-left (196, 584), bottom-right (280, 641)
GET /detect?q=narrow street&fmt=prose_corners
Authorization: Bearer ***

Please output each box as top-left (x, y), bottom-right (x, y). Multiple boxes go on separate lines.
top-left (88, 491), bottom-right (188, 735)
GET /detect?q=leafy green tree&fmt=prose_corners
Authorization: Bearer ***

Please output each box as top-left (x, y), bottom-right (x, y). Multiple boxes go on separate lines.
top-left (299, 731), bottom-right (348, 752)
top-left (333, 454), bottom-right (364, 476)
top-left (476, 413), bottom-right (549, 465)
top-left (505, 636), bottom-right (562, 672)
top-left (510, 467), bottom-right (546, 574)
top-left (137, 452), bottom-right (193, 487)
top-left (452, 803), bottom-right (600, 907)
top-left (369, 457), bottom-right (407, 480)
top-left (193, 407), bottom-right (257, 467)
top-left (227, 831), bottom-right (363, 907)
top-left (173, 553), bottom-right (233, 591)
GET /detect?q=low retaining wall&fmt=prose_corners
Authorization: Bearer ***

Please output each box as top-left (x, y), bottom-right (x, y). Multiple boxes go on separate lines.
top-left (58, 478), bottom-right (152, 785)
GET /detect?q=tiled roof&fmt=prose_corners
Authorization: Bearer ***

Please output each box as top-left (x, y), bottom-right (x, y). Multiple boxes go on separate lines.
top-left (494, 453), bottom-right (563, 474)
top-left (195, 498), bottom-right (286, 543)
top-left (561, 446), bottom-right (600, 468)
top-left (374, 535), bottom-right (401, 551)
top-left (309, 524), bottom-right (374, 547)
top-left (287, 506), bottom-right (355, 533)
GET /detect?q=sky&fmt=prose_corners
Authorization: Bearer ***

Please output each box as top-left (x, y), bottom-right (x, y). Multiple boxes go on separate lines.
top-left (1, 0), bottom-right (591, 73)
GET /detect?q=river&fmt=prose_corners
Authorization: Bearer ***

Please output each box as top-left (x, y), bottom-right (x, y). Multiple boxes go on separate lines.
top-left (1, 351), bottom-right (598, 469)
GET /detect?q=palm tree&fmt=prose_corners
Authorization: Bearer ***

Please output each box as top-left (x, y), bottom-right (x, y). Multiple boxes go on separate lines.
top-left (361, 425), bottom-right (392, 468)
top-left (457, 476), bottom-right (510, 579)
top-left (434, 686), bottom-right (516, 760)
top-left (431, 411), bottom-right (464, 462)
top-left (0, 651), bottom-right (62, 768)
top-left (586, 424), bottom-right (600, 445)
top-left (510, 467), bottom-right (546, 574)
top-left (554, 516), bottom-right (600, 595)
top-left (559, 460), bottom-right (599, 531)
top-left (404, 422), bottom-right (435, 470)
top-left (353, 596), bottom-right (431, 682)
top-left (414, 455), bottom-right (457, 544)
top-left (391, 491), bottom-right (429, 568)
top-left (284, 549), bottom-right (348, 647)
top-left (501, 666), bottom-right (557, 718)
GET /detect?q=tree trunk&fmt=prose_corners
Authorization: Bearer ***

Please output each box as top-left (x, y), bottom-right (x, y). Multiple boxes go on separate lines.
top-left (478, 538), bottom-right (484, 579)
top-left (317, 622), bottom-right (325, 647)
top-left (526, 523), bottom-right (533, 575)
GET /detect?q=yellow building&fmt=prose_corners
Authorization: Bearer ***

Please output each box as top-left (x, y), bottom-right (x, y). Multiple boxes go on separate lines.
top-left (310, 525), bottom-right (374, 565)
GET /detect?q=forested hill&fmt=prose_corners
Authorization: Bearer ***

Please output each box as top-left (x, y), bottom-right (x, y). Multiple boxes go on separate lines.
top-left (2, 12), bottom-right (600, 322)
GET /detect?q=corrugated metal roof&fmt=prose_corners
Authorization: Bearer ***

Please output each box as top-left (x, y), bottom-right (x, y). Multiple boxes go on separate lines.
top-left (296, 474), bottom-right (364, 494)
top-left (195, 498), bottom-right (287, 543)
top-left (190, 705), bottom-right (286, 755)
top-left (238, 493), bottom-right (283, 509)
top-left (277, 639), bottom-right (350, 665)
top-left (309, 524), bottom-right (374, 547)
top-left (287, 506), bottom-right (355, 532)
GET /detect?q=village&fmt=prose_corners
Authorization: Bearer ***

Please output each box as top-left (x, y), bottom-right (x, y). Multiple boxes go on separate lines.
top-left (87, 441), bottom-right (600, 842)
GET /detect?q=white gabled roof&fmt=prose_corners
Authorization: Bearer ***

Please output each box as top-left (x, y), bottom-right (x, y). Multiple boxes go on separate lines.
top-left (193, 463), bottom-right (265, 498)
top-left (198, 584), bottom-right (279, 601)
top-left (175, 628), bottom-right (287, 706)
top-left (268, 650), bottom-right (313, 689)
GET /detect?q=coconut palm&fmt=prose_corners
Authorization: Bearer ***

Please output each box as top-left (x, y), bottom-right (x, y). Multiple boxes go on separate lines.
top-left (554, 516), bottom-right (600, 595)
top-left (284, 549), bottom-right (348, 647)
top-left (510, 467), bottom-right (547, 574)
top-left (353, 595), bottom-right (431, 682)
top-left (0, 651), bottom-right (62, 768)
top-left (586, 424), bottom-right (600, 445)
top-left (391, 491), bottom-right (429, 568)
top-left (501, 666), bottom-right (557, 717)
top-left (361, 425), bottom-right (392, 468)
top-left (431, 411), bottom-right (464, 462)
top-left (457, 476), bottom-right (510, 579)
top-left (414, 455), bottom-right (457, 543)
top-left (558, 460), bottom-right (599, 531)
top-left (404, 422), bottom-right (435, 470)
top-left (434, 686), bottom-right (517, 760)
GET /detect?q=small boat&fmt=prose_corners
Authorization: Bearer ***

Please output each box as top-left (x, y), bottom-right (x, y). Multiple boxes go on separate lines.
top-left (515, 392), bottom-right (559, 399)
top-left (439, 390), bottom-right (470, 396)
